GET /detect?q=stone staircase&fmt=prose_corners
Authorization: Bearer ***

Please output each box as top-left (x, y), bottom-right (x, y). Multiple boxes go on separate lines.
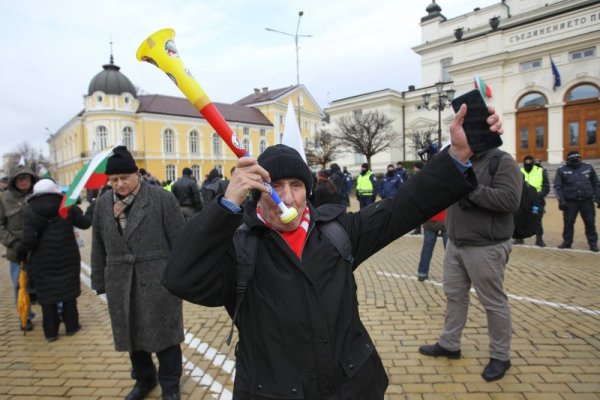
top-left (541, 158), bottom-right (600, 197)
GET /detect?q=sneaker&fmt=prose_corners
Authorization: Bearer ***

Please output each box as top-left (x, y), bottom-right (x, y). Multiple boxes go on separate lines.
top-left (482, 358), bottom-right (511, 382)
top-left (513, 238), bottom-right (524, 245)
top-left (557, 242), bottom-right (571, 249)
top-left (590, 244), bottom-right (599, 252)
top-left (418, 343), bottom-right (461, 359)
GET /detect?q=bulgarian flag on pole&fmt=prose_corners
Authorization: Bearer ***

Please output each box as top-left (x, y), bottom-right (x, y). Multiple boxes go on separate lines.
top-left (59, 146), bottom-right (117, 218)
top-left (474, 74), bottom-right (493, 99)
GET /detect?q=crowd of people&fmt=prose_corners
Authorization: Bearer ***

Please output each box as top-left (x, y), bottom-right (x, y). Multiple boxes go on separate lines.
top-left (1, 105), bottom-right (599, 398)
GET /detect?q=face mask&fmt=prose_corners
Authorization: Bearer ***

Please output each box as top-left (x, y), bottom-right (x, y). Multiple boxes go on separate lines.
top-left (387, 169), bottom-right (395, 174)
top-left (568, 159), bottom-right (581, 168)
top-left (524, 163), bottom-right (533, 172)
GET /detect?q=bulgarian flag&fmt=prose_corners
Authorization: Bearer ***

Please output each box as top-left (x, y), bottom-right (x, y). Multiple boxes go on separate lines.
top-left (474, 74), bottom-right (493, 99)
top-left (59, 146), bottom-right (116, 218)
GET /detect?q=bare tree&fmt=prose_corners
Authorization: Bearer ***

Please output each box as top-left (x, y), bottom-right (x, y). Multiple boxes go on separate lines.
top-left (407, 125), bottom-right (443, 161)
top-left (335, 111), bottom-right (397, 166)
top-left (12, 142), bottom-right (49, 175)
top-left (305, 130), bottom-right (342, 168)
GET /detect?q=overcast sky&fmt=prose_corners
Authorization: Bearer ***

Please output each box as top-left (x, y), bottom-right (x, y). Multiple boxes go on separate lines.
top-left (0, 0), bottom-right (497, 158)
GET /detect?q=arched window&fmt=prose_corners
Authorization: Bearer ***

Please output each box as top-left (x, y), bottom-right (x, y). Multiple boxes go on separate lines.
top-left (260, 139), bottom-right (267, 154)
top-left (566, 84), bottom-right (600, 102)
top-left (191, 164), bottom-right (201, 180)
top-left (166, 164), bottom-right (176, 182)
top-left (163, 129), bottom-right (174, 153)
top-left (243, 138), bottom-right (250, 154)
top-left (122, 126), bottom-right (134, 149)
top-left (212, 132), bottom-right (221, 155)
top-left (517, 92), bottom-right (547, 109)
top-left (96, 126), bottom-right (107, 150)
top-left (189, 130), bottom-right (198, 154)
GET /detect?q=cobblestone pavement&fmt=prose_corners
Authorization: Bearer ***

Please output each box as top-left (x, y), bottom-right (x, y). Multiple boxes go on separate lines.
top-left (0, 197), bottom-right (598, 399)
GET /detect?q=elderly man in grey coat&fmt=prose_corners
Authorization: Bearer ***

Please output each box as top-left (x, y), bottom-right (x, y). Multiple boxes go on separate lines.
top-left (91, 146), bottom-right (185, 400)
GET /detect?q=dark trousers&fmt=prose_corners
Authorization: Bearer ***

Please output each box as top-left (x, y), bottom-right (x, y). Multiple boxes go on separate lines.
top-left (41, 298), bottom-right (79, 339)
top-left (358, 195), bottom-right (374, 209)
top-left (535, 204), bottom-right (545, 238)
top-left (562, 199), bottom-right (597, 245)
top-left (418, 229), bottom-right (448, 278)
top-left (129, 344), bottom-right (182, 394)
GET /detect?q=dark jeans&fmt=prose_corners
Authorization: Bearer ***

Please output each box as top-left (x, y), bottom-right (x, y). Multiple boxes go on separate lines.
top-left (562, 199), bottom-right (597, 245)
top-left (418, 229), bottom-right (448, 278)
top-left (41, 298), bottom-right (79, 339)
top-left (535, 204), bottom-right (545, 238)
top-left (129, 344), bottom-right (182, 394)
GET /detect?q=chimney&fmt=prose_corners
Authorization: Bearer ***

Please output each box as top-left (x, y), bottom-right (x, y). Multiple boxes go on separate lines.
top-left (262, 87), bottom-right (269, 93)
top-left (254, 88), bottom-right (260, 97)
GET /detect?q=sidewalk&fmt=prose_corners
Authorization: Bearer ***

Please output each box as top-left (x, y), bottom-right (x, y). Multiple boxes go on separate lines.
top-left (0, 196), bottom-right (598, 399)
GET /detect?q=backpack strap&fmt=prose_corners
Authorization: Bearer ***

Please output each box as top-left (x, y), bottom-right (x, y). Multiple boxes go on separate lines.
top-left (320, 220), bottom-right (354, 267)
top-left (488, 148), bottom-right (504, 178)
top-left (227, 223), bottom-right (259, 345)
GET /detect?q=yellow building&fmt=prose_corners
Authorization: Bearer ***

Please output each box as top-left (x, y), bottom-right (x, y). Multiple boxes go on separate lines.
top-left (48, 57), bottom-right (324, 186)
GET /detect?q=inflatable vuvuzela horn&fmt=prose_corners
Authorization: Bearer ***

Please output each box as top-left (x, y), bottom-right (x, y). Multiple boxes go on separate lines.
top-left (137, 29), bottom-right (298, 223)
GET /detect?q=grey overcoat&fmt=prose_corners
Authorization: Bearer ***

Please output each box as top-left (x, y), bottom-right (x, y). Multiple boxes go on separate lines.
top-left (91, 182), bottom-right (185, 352)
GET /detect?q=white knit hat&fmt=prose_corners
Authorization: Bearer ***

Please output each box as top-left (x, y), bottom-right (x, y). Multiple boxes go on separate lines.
top-left (32, 179), bottom-right (62, 196)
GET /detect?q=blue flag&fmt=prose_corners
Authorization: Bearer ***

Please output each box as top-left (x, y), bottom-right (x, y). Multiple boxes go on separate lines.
top-left (551, 58), bottom-right (561, 91)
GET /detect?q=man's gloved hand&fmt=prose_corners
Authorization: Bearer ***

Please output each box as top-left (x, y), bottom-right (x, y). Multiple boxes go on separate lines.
top-left (559, 202), bottom-right (568, 211)
top-left (15, 245), bottom-right (28, 263)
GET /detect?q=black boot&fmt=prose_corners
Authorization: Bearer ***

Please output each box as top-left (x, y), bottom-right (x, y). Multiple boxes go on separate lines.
top-left (125, 379), bottom-right (158, 400)
top-left (535, 236), bottom-right (545, 247)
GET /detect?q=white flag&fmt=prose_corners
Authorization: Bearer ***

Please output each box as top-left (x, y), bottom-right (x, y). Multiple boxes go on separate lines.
top-left (17, 155), bottom-right (25, 166)
top-left (281, 99), bottom-right (307, 163)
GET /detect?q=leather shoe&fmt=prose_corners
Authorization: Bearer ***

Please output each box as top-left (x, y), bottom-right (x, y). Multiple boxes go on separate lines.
top-left (482, 358), bottom-right (511, 382)
top-left (162, 391), bottom-right (181, 400)
top-left (535, 238), bottom-right (546, 247)
top-left (125, 379), bottom-right (157, 400)
top-left (417, 275), bottom-right (428, 282)
top-left (590, 244), bottom-right (599, 252)
top-left (557, 242), bottom-right (571, 249)
top-left (418, 343), bottom-right (461, 359)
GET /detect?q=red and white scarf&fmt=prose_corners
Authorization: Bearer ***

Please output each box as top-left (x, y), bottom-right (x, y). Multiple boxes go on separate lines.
top-left (257, 206), bottom-right (310, 259)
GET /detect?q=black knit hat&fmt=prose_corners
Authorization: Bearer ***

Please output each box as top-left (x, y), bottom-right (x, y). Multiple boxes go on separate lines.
top-left (257, 144), bottom-right (312, 195)
top-left (567, 151), bottom-right (581, 161)
top-left (105, 146), bottom-right (138, 175)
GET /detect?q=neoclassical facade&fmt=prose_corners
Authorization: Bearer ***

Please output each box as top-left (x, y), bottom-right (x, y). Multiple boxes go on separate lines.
top-left (327, 0), bottom-right (600, 171)
top-left (48, 58), bottom-right (324, 185)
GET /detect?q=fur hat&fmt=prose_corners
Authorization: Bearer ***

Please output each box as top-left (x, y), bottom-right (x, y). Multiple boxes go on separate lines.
top-left (105, 146), bottom-right (138, 175)
top-left (32, 179), bottom-right (62, 196)
top-left (257, 145), bottom-right (312, 195)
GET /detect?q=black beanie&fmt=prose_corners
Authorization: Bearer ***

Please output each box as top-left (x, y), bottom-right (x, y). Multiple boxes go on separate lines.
top-left (105, 146), bottom-right (138, 175)
top-left (257, 144), bottom-right (313, 195)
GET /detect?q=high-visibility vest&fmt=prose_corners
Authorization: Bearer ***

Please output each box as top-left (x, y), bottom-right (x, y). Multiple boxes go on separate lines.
top-left (356, 172), bottom-right (374, 196)
top-left (520, 165), bottom-right (544, 192)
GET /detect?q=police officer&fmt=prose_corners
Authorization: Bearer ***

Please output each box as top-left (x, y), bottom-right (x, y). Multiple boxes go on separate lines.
top-left (554, 151), bottom-right (600, 252)
top-left (513, 155), bottom-right (549, 247)
top-left (355, 162), bottom-right (378, 209)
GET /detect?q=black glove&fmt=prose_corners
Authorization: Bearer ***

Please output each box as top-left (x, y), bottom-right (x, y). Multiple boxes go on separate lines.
top-left (559, 202), bottom-right (568, 211)
top-left (15, 245), bottom-right (28, 263)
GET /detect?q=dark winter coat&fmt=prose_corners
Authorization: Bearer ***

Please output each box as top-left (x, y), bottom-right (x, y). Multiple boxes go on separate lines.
top-left (91, 182), bottom-right (185, 352)
top-left (554, 162), bottom-right (600, 203)
top-left (312, 179), bottom-right (343, 208)
top-left (19, 193), bottom-right (91, 304)
top-left (164, 149), bottom-right (476, 400)
top-left (379, 171), bottom-right (403, 199)
top-left (0, 165), bottom-right (38, 261)
top-left (171, 175), bottom-right (203, 210)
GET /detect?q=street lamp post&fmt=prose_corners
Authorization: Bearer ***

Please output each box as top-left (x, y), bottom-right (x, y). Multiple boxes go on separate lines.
top-left (422, 82), bottom-right (455, 146)
top-left (266, 11), bottom-right (312, 132)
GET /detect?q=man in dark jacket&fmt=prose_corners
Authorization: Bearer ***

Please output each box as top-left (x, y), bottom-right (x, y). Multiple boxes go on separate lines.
top-left (513, 155), bottom-right (550, 247)
top-left (163, 105), bottom-right (504, 399)
top-left (554, 151), bottom-right (599, 252)
top-left (91, 146), bottom-right (185, 400)
top-left (0, 164), bottom-right (38, 331)
top-left (171, 167), bottom-right (203, 220)
top-left (419, 149), bottom-right (522, 383)
top-left (379, 164), bottom-right (403, 199)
